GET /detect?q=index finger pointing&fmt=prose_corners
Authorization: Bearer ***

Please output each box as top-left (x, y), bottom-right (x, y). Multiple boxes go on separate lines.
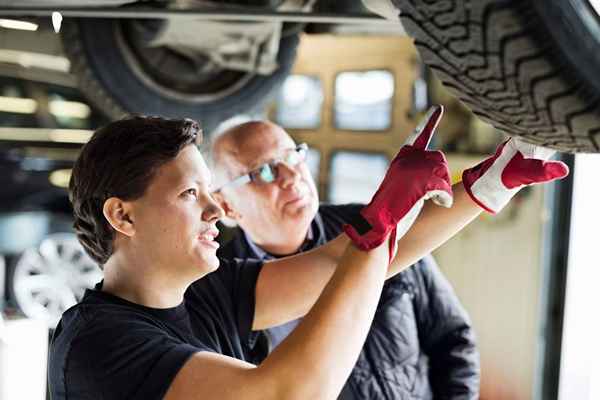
top-left (404, 105), bottom-right (444, 150)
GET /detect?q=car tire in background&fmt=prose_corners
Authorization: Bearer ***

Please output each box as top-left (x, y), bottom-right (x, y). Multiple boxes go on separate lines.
top-left (61, 18), bottom-right (300, 133)
top-left (393, 0), bottom-right (600, 153)
top-left (2, 212), bottom-right (101, 329)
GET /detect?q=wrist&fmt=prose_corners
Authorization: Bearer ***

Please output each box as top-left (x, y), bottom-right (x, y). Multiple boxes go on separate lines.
top-left (461, 169), bottom-right (515, 214)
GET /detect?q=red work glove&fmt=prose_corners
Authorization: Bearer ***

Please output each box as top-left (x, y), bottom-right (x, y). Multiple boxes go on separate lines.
top-left (343, 105), bottom-right (453, 261)
top-left (463, 137), bottom-right (570, 213)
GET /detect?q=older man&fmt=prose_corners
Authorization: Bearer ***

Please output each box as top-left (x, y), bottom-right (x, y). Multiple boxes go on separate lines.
top-left (211, 120), bottom-right (480, 399)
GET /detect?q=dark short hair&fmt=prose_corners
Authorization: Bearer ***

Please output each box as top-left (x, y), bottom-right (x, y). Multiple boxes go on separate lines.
top-left (69, 115), bottom-right (201, 266)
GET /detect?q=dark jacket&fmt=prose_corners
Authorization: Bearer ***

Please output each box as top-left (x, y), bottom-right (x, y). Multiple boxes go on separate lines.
top-left (218, 204), bottom-right (480, 399)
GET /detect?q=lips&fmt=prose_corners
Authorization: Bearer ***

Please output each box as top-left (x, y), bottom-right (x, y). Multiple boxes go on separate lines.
top-left (198, 228), bottom-right (220, 249)
top-left (199, 230), bottom-right (218, 241)
top-left (285, 194), bottom-right (305, 206)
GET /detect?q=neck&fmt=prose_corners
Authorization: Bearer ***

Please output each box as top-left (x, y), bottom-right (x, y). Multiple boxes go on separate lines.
top-left (102, 252), bottom-right (188, 309)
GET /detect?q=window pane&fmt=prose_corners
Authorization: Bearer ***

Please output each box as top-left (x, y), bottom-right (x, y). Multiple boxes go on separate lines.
top-left (328, 151), bottom-right (388, 204)
top-left (305, 147), bottom-right (320, 183)
top-left (334, 70), bottom-right (394, 131)
top-left (275, 75), bottom-right (323, 129)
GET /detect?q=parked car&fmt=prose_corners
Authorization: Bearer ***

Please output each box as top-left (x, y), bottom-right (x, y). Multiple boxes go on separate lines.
top-left (0, 72), bottom-right (105, 328)
top-left (1, 0), bottom-right (599, 152)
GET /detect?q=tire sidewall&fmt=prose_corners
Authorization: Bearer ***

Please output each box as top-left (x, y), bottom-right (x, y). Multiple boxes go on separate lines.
top-left (65, 19), bottom-right (300, 132)
top-left (532, 0), bottom-right (600, 99)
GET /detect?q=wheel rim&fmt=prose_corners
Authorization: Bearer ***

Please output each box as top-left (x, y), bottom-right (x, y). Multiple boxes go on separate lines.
top-left (114, 19), bottom-right (256, 103)
top-left (12, 233), bottom-right (102, 328)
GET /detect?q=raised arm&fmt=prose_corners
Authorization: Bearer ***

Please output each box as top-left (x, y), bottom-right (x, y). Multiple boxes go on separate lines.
top-left (392, 135), bottom-right (569, 274)
top-left (254, 131), bottom-right (569, 330)
top-left (255, 105), bottom-right (455, 328)
top-left (166, 240), bottom-right (389, 400)
top-left (389, 182), bottom-right (481, 275)
top-left (253, 181), bottom-right (477, 329)
top-left (165, 107), bottom-right (454, 400)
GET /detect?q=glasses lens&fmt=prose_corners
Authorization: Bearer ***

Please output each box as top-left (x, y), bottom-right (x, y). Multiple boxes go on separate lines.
top-left (257, 164), bottom-right (276, 183)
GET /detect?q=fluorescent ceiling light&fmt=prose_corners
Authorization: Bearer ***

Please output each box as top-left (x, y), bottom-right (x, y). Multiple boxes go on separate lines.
top-left (0, 127), bottom-right (93, 144)
top-left (49, 100), bottom-right (92, 119)
top-left (0, 96), bottom-right (38, 114)
top-left (49, 169), bottom-right (72, 188)
top-left (0, 50), bottom-right (70, 72)
top-left (52, 12), bottom-right (63, 33)
top-left (0, 19), bottom-right (38, 31)
top-left (48, 129), bottom-right (93, 143)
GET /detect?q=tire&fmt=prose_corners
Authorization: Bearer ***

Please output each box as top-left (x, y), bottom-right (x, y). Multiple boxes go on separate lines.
top-left (393, 0), bottom-right (600, 153)
top-left (3, 214), bottom-right (101, 329)
top-left (61, 18), bottom-right (299, 133)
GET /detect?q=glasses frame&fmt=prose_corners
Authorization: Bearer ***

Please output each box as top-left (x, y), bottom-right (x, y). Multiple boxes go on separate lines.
top-left (214, 143), bottom-right (308, 192)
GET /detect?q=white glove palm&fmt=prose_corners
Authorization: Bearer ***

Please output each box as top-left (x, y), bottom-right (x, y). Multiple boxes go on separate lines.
top-left (463, 138), bottom-right (569, 213)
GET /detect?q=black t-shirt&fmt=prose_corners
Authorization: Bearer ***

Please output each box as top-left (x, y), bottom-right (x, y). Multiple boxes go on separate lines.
top-left (48, 258), bottom-right (262, 400)
top-left (218, 204), bottom-right (362, 359)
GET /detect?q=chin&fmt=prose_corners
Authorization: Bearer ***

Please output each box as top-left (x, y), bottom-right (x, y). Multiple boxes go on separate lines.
top-left (205, 256), bottom-right (220, 272)
top-left (187, 255), bottom-right (220, 280)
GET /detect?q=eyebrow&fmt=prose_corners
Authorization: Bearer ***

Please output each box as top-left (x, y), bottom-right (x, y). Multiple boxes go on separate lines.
top-left (246, 145), bottom-right (296, 171)
top-left (177, 176), bottom-right (211, 191)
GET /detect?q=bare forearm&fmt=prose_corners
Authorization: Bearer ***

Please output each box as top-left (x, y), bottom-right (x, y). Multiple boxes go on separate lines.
top-left (252, 189), bottom-right (480, 399)
top-left (167, 242), bottom-right (389, 400)
top-left (258, 242), bottom-right (388, 400)
top-left (305, 183), bottom-right (482, 279)
top-left (388, 182), bottom-right (481, 276)
top-left (254, 234), bottom-right (349, 329)
top-left (255, 183), bottom-right (481, 329)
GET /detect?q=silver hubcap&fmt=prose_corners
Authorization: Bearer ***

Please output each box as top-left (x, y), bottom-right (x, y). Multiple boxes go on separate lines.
top-left (12, 233), bottom-right (102, 328)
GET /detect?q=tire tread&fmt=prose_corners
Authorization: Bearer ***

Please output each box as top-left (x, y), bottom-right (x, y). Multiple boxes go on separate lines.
top-left (395, 0), bottom-right (600, 152)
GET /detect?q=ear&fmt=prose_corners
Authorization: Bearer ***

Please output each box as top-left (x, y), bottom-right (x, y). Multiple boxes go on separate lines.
top-left (212, 191), bottom-right (242, 221)
top-left (102, 197), bottom-right (135, 237)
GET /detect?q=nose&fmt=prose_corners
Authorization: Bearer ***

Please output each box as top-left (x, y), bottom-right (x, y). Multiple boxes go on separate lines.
top-left (276, 162), bottom-right (300, 189)
top-left (202, 193), bottom-right (225, 222)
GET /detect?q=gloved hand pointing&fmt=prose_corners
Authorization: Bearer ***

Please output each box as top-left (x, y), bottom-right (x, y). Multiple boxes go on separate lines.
top-left (343, 105), bottom-right (453, 261)
top-left (462, 137), bottom-right (570, 213)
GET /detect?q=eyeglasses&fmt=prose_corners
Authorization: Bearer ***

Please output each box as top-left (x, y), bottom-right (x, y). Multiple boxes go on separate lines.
top-left (215, 143), bottom-right (308, 192)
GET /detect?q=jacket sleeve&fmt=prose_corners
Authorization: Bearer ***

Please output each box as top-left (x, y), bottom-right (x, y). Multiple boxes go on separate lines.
top-left (413, 255), bottom-right (480, 399)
